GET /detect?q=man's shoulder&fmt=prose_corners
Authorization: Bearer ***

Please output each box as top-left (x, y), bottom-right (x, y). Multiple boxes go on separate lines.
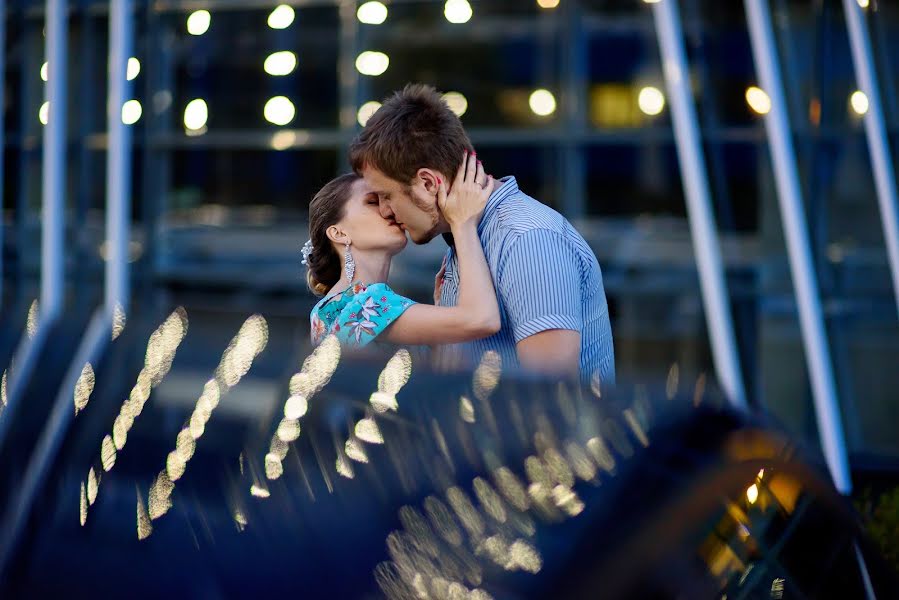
top-left (488, 190), bottom-right (570, 240)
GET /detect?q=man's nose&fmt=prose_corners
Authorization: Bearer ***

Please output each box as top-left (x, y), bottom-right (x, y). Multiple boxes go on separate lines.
top-left (378, 199), bottom-right (393, 220)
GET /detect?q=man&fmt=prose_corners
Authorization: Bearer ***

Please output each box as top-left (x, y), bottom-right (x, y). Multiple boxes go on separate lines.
top-left (349, 84), bottom-right (615, 383)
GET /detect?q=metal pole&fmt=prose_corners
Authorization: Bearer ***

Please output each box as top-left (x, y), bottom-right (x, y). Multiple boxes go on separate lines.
top-left (744, 0), bottom-right (851, 493)
top-left (0, 0), bottom-right (69, 448)
top-left (106, 0), bottom-right (134, 313)
top-left (0, 0), bottom-right (134, 579)
top-left (843, 0), bottom-right (899, 319)
top-left (652, 0), bottom-right (747, 409)
top-left (0, 0), bottom-right (6, 307)
top-left (41, 0), bottom-right (67, 321)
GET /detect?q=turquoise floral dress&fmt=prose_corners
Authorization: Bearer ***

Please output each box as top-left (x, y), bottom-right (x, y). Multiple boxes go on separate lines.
top-left (310, 282), bottom-right (416, 348)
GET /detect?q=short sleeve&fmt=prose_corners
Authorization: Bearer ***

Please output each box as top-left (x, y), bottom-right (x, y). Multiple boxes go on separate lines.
top-left (334, 283), bottom-right (416, 348)
top-left (497, 229), bottom-right (583, 343)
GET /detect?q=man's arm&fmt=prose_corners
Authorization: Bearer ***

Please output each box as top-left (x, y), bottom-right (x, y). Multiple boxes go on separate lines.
top-left (516, 329), bottom-right (581, 378)
top-left (497, 229), bottom-right (584, 378)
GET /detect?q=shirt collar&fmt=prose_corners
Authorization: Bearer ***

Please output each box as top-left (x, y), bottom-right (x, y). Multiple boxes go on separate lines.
top-left (478, 175), bottom-right (518, 236)
top-left (442, 175), bottom-right (518, 249)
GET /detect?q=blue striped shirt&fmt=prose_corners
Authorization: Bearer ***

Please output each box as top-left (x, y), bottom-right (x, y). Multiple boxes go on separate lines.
top-left (437, 176), bottom-right (615, 383)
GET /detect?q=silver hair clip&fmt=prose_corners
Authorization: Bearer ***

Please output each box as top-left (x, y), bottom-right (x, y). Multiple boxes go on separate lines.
top-left (301, 239), bottom-right (314, 266)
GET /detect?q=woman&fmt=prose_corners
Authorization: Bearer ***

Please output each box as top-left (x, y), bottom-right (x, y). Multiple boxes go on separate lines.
top-left (304, 152), bottom-right (499, 348)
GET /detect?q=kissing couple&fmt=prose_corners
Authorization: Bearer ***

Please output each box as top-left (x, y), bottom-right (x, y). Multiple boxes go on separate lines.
top-left (303, 84), bottom-right (614, 384)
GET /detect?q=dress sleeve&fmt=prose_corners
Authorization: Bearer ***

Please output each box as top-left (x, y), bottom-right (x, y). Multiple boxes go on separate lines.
top-left (333, 283), bottom-right (416, 348)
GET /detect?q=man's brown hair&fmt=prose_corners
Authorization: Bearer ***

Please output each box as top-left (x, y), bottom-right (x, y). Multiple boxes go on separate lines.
top-left (349, 83), bottom-right (474, 185)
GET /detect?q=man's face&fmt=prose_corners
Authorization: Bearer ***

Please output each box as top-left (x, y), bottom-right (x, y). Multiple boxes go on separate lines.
top-left (363, 166), bottom-right (446, 245)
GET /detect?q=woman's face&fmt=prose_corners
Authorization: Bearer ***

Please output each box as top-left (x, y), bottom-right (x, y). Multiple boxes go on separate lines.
top-left (335, 178), bottom-right (408, 255)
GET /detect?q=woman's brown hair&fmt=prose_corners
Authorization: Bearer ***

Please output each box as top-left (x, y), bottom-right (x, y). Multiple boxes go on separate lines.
top-left (305, 173), bottom-right (361, 296)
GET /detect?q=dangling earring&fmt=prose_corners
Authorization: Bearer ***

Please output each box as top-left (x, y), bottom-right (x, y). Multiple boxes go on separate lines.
top-left (344, 241), bottom-right (356, 283)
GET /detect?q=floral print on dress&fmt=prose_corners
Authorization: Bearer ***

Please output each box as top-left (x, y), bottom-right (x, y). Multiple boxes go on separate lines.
top-left (310, 282), bottom-right (415, 348)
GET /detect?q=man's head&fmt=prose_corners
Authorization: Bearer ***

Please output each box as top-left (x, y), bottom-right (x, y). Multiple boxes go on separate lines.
top-left (349, 84), bottom-right (474, 244)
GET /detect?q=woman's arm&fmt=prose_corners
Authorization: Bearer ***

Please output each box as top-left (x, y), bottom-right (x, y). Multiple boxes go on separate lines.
top-left (381, 153), bottom-right (500, 346)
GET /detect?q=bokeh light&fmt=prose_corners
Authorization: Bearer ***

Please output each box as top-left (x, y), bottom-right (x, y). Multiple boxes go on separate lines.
top-left (357, 1), bottom-right (388, 25)
top-left (443, 92), bottom-right (468, 117)
top-left (745, 86), bottom-right (771, 115)
top-left (264, 51), bottom-right (297, 76)
top-left (268, 5), bottom-right (295, 29)
top-left (638, 86), bottom-right (665, 116)
top-left (357, 101), bottom-right (382, 126)
top-left (528, 89), bottom-right (557, 117)
top-left (264, 96), bottom-right (296, 126)
top-left (186, 10), bottom-right (211, 36)
top-left (444, 0), bottom-right (473, 24)
top-left (355, 51), bottom-right (389, 76)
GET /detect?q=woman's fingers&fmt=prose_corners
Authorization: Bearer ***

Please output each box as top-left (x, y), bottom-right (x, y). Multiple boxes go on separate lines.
top-left (474, 158), bottom-right (486, 187)
top-left (465, 150), bottom-right (477, 183)
top-left (436, 176), bottom-right (448, 212)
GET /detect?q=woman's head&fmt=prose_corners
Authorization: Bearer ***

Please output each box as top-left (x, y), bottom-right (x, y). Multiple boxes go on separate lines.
top-left (306, 173), bottom-right (407, 295)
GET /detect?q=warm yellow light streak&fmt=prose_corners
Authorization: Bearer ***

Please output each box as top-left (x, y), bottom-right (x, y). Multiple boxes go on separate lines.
top-left (369, 391), bottom-right (397, 413)
top-left (446, 486), bottom-right (485, 540)
top-left (284, 394), bottom-right (308, 419)
top-left (80, 482), bottom-right (88, 526)
top-left (137, 488), bottom-right (152, 540)
top-left (377, 348), bottom-right (412, 396)
top-left (147, 314), bottom-right (267, 523)
top-left (26, 300), bottom-right (39, 338)
top-left (564, 441), bottom-right (597, 481)
top-left (472, 477), bottom-right (507, 524)
top-left (86, 469), bottom-right (100, 507)
top-left (265, 452), bottom-right (284, 480)
top-left (509, 539), bottom-right (542, 573)
top-left (112, 303), bottom-right (126, 340)
top-left (148, 471), bottom-right (174, 520)
top-left (493, 467), bottom-right (529, 511)
top-left (623, 408), bottom-right (650, 447)
top-left (336, 451), bottom-right (355, 479)
top-left (265, 335), bottom-right (342, 485)
top-left (543, 448), bottom-right (575, 488)
top-left (472, 351), bottom-right (501, 401)
top-left (73, 363), bottom-right (95, 416)
top-left (355, 417), bottom-right (384, 444)
top-left (233, 509), bottom-right (248, 531)
top-left (100, 435), bottom-right (116, 471)
top-left (666, 363), bottom-right (679, 399)
top-left (747, 483), bottom-right (759, 504)
top-left (424, 496), bottom-right (464, 547)
top-left (276, 418), bottom-right (301, 442)
top-left (250, 483), bottom-right (271, 498)
top-left (166, 451), bottom-right (187, 482)
top-left (345, 437), bottom-right (369, 463)
top-left (586, 436), bottom-right (617, 473)
top-left (552, 484), bottom-right (584, 516)
top-left (459, 396), bottom-right (475, 423)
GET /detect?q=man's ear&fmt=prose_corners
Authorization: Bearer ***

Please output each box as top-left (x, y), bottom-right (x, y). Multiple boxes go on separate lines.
top-left (326, 225), bottom-right (349, 245)
top-left (416, 168), bottom-right (441, 194)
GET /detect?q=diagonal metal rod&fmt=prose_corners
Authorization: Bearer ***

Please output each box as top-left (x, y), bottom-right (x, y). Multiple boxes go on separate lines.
top-left (651, 0), bottom-right (748, 409)
top-left (744, 0), bottom-right (851, 493)
top-left (842, 0), bottom-right (899, 320)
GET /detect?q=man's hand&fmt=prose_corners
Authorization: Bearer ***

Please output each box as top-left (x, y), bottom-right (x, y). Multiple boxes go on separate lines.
top-left (516, 329), bottom-right (581, 378)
